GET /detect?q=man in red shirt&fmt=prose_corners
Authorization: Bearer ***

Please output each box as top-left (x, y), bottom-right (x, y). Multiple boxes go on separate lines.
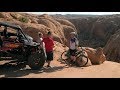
top-left (42, 31), bottom-right (54, 68)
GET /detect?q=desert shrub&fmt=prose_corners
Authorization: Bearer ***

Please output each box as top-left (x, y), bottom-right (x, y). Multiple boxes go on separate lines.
top-left (19, 17), bottom-right (29, 23)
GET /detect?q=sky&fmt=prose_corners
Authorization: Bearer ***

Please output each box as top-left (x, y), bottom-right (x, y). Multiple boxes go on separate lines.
top-left (24, 12), bottom-right (120, 15)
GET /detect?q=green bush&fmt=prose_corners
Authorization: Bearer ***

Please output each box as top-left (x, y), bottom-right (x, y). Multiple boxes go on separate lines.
top-left (19, 17), bottom-right (29, 23)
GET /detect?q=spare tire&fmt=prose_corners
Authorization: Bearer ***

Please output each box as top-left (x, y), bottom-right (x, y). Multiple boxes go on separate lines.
top-left (28, 52), bottom-right (45, 70)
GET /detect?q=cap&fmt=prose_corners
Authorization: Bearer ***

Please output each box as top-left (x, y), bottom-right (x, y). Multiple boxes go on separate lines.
top-left (70, 32), bottom-right (76, 35)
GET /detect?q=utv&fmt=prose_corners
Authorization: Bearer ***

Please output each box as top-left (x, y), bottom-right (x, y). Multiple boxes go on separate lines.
top-left (0, 22), bottom-right (46, 70)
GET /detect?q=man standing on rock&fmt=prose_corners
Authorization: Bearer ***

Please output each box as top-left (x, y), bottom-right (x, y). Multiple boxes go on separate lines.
top-left (69, 32), bottom-right (79, 64)
top-left (38, 32), bottom-right (47, 60)
top-left (42, 31), bottom-right (54, 68)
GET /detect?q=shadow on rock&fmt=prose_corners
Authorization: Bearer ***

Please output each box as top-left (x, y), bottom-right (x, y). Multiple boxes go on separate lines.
top-left (42, 66), bottom-right (66, 73)
top-left (0, 63), bottom-right (67, 78)
top-left (0, 63), bottom-right (43, 78)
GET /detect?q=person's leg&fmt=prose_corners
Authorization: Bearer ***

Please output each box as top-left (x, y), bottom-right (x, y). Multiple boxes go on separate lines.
top-left (73, 49), bottom-right (77, 61)
top-left (70, 49), bottom-right (73, 60)
top-left (70, 55), bottom-right (74, 60)
top-left (47, 61), bottom-right (51, 66)
top-left (46, 51), bottom-right (53, 67)
top-left (73, 56), bottom-right (76, 62)
top-left (43, 48), bottom-right (47, 60)
top-left (70, 50), bottom-right (76, 65)
top-left (45, 52), bottom-right (48, 63)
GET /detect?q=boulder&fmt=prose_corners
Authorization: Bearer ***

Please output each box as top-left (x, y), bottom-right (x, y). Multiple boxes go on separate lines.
top-left (84, 47), bottom-right (106, 65)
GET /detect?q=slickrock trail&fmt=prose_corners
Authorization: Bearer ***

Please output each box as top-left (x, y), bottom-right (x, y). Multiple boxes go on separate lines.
top-left (0, 60), bottom-right (120, 78)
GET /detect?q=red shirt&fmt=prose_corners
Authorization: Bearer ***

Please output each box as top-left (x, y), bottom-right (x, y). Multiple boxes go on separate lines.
top-left (42, 37), bottom-right (54, 52)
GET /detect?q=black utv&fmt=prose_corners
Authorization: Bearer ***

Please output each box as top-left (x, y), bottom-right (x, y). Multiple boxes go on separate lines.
top-left (0, 22), bottom-right (46, 70)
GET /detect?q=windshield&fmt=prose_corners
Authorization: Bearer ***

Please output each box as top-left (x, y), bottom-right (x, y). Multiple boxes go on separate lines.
top-left (0, 26), bottom-right (17, 34)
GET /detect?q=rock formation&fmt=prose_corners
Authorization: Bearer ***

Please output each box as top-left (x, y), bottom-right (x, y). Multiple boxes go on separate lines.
top-left (0, 12), bottom-right (76, 45)
top-left (84, 47), bottom-right (106, 64)
top-left (0, 12), bottom-right (120, 63)
top-left (68, 15), bottom-right (120, 48)
top-left (104, 30), bottom-right (120, 62)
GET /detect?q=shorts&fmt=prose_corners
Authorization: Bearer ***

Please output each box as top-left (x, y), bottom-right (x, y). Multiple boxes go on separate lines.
top-left (69, 49), bottom-right (77, 56)
top-left (46, 51), bottom-right (53, 61)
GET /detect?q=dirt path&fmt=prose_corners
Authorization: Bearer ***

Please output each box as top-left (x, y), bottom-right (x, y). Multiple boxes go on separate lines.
top-left (0, 60), bottom-right (120, 78)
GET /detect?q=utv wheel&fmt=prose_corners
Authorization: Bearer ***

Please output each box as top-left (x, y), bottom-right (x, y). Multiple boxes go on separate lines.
top-left (28, 52), bottom-right (45, 70)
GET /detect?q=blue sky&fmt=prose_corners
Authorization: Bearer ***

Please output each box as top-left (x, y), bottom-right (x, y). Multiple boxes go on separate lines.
top-left (24, 12), bottom-right (120, 15)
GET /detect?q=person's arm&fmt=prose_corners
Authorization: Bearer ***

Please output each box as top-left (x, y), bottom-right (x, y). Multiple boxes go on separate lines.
top-left (39, 38), bottom-right (43, 48)
top-left (76, 39), bottom-right (79, 46)
top-left (42, 38), bottom-right (45, 43)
